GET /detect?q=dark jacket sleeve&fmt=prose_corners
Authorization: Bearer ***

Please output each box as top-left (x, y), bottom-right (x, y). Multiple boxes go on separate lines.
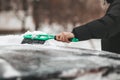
top-left (72, 0), bottom-right (120, 41)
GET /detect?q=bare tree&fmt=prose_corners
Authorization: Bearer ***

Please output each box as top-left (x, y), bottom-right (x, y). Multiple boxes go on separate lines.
top-left (0, 0), bottom-right (105, 32)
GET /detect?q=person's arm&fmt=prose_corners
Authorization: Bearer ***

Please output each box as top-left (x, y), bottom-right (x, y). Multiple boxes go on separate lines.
top-left (72, 0), bottom-right (120, 41)
top-left (56, 0), bottom-right (120, 42)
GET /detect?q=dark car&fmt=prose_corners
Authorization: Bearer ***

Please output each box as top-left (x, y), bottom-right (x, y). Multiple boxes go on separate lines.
top-left (0, 44), bottom-right (120, 80)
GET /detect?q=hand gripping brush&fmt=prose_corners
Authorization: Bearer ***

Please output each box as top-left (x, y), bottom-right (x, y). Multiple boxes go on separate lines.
top-left (21, 33), bottom-right (79, 44)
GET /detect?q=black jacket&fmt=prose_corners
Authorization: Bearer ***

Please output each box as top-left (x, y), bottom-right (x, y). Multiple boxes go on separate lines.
top-left (106, 0), bottom-right (114, 3)
top-left (72, 0), bottom-right (120, 53)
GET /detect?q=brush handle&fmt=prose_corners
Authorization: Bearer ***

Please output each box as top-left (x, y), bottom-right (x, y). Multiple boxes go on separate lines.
top-left (54, 36), bottom-right (79, 42)
top-left (23, 34), bottom-right (79, 42)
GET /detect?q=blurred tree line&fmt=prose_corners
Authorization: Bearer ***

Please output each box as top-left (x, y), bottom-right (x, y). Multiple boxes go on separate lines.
top-left (0, 0), bottom-right (104, 32)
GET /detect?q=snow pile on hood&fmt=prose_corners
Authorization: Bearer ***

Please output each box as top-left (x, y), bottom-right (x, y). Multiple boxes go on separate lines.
top-left (0, 35), bottom-right (23, 45)
top-left (0, 31), bottom-right (101, 50)
top-left (0, 31), bottom-right (46, 45)
top-left (0, 31), bottom-right (70, 46)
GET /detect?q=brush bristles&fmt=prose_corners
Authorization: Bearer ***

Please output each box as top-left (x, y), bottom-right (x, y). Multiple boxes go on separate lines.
top-left (21, 39), bottom-right (45, 44)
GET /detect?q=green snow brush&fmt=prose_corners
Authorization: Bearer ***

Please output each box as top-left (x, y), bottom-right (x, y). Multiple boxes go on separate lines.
top-left (21, 33), bottom-right (79, 44)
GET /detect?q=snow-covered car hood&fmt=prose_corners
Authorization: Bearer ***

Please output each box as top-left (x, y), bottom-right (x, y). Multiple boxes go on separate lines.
top-left (0, 44), bottom-right (120, 80)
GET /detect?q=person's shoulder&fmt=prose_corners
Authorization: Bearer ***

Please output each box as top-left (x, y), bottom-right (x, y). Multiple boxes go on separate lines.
top-left (113, 0), bottom-right (120, 3)
top-left (111, 0), bottom-right (120, 5)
